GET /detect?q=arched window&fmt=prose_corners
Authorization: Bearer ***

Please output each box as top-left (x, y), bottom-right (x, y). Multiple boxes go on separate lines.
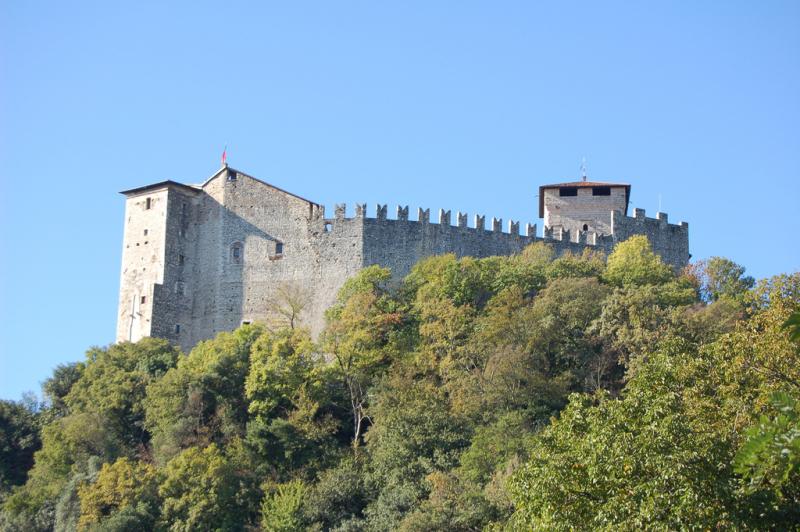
top-left (582, 224), bottom-right (589, 231)
top-left (231, 242), bottom-right (243, 264)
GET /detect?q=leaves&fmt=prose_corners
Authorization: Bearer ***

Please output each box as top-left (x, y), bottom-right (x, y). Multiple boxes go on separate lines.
top-left (4, 246), bottom-right (797, 531)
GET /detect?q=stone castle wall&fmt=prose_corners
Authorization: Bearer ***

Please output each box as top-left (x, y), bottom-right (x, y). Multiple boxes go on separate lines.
top-left (118, 169), bottom-right (690, 352)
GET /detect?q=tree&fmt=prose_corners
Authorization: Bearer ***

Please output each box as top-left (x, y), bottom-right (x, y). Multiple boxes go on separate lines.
top-left (41, 362), bottom-right (84, 420)
top-left (509, 348), bottom-right (739, 530)
top-left (0, 399), bottom-right (41, 492)
top-left (302, 456), bottom-right (368, 530)
top-left (266, 281), bottom-right (312, 330)
top-left (260, 479), bottom-right (307, 532)
top-left (77, 457), bottom-right (160, 531)
top-left (245, 328), bottom-right (338, 479)
top-left (603, 235), bottom-right (674, 287)
top-left (734, 391), bottom-right (799, 513)
top-left (3, 413), bottom-right (122, 530)
top-left (686, 256), bottom-right (755, 302)
top-left (592, 282), bottom-right (697, 369)
top-left (362, 369), bottom-right (472, 531)
top-left (245, 328), bottom-right (319, 420)
top-left (322, 266), bottom-right (403, 448)
top-left (144, 325), bottom-right (263, 462)
top-left (158, 444), bottom-right (244, 531)
top-left (65, 338), bottom-right (180, 450)
top-left (510, 273), bottom-right (800, 530)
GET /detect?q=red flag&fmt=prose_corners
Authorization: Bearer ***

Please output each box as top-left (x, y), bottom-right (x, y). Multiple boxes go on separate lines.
top-left (221, 146), bottom-right (227, 166)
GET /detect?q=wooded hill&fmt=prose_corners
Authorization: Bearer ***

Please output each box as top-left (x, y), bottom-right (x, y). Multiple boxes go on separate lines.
top-left (2, 236), bottom-right (798, 531)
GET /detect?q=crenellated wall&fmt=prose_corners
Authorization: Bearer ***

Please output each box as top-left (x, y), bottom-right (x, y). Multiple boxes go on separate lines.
top-left (320, 202), bottom-right (688, 285)
top-left (118, 169), bottom-right (691, 351)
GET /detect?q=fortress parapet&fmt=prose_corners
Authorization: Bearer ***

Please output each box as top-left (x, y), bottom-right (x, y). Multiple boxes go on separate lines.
top-left (117, 166), bottom-right (691, 354)
top-left (318, 201), bottom-right (689, 281)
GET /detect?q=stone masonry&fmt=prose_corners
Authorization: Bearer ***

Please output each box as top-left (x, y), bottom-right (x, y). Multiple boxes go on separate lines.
top-left (117, 166), bottom-right (690, 352)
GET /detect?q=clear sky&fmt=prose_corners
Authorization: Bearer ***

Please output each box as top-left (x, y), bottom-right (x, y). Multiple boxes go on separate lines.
top-left (1, 1), bottom-right (798, 400)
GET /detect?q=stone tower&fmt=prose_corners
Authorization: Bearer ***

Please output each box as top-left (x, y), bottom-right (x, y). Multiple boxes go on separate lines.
top-left (539, 179), bottom-right (630, 237)
top-left (117, 180), bottom-right (200, 346)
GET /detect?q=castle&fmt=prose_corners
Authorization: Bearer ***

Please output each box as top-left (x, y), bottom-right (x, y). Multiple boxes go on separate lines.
top-left (117, 165), bottom-right (690, 352)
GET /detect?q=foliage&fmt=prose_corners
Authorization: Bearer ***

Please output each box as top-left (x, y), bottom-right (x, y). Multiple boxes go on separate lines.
top-left (77, 457), bottom-right (160, 530)
top-left (5, 243), bottom-right (797, 531)
top-left (260, 479), bottom-right (307, 532)
top-left (42, 362), bottom-right (84, 420)
top-left (603, 235), bottom-right (674, 287)
top-left (510, 272), bottom-right (800, 529)
top-left (734, 392), bottom-right (800, 502)
top-left (686, 256), bottom-right (755, 302)
top-left (66, 338), bottom-right (180, 449)
top-left (158, 444), bottom-right (244, 531)
top-left (144, 325), bottom-right (262, 462)
top-left (322, 265), bottom-right (404, 447)
top-left (510, 348), bottom-right (739, 530)
top-left (0, 399), bottom-right (41, 492)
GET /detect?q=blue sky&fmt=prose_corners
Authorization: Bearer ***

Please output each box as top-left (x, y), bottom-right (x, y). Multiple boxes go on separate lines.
top-left (1, 1), bottom-right (798, 400)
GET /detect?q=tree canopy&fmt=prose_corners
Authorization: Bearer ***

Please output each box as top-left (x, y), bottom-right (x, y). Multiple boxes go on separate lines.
top-left (2, 237), bottom-right (797, 531)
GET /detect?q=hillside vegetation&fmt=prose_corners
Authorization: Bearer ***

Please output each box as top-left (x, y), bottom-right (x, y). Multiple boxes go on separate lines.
top-left (2, 236), bottom-right (798, 531)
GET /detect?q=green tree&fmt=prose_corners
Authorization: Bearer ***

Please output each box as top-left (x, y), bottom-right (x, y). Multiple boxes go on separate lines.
top-left (158, 444), bottom-right (244, 531)
top-left (245, 328), bottom-right (319, 420)
top-left (77, 457), bottom-right (160, 531)
top-left (603, 235), bottom-right (674, 287)
top-left (509, 348), bottom-right (738, 530)
top-left (734, 392), bottom-right (800, 511)
top-left (3, 413), bottom-right (122, 530)
top-left (687, 256), bottom-right (755, 302)
top-left (322, 266), bottom-right (403, 448)
top-left (302, 455), bottom-right (368, 530)
top-left (0, 399), bottom-right (41, 492)
top-left (510, 273), bottom-right (800, 530)
top-left (260, 479), bottom-right (307, 532)
top-left (144, 325), bottom-right (263, 462)
top-left (42, 362), bottom-right (85, 420)
top-left (66, 338), bottom-right (180, 449)
top-left (363, 369), bottom-right (472, 530)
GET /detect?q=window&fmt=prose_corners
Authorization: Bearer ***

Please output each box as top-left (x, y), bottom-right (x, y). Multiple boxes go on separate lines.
top-left (592, 186), bottom-right (611, 196)
top-left (179, 254), bottom-right (185, 265)
top-left (582, 224), bottom-right (589, 231)
top-left (275, 242), bottom-right (284, 255)
top-left (175, 324), bottom-right (181, 334)
top-left (231, 242), bottom-right (243, 264)
top-left (242, 320), bottom-right (252, 325)
top-left (181, 202), bottom-right (187, 215)
top-left (145, 198), bottom-right (152, 209)
top-left (143, 229), bottom-right (148, 236)
top-left (559, 187), bottom-right (578, 197)
top-left (140, 296), bottom-right (146, 304)
top-left (175, 281), bottom-right (185, 296)
top-left (227, 170), bottom-right (237, 181)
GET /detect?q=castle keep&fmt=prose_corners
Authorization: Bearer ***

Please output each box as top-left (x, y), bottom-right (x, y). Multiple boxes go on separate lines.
top-left (117, 166), bottom-right (690, 352)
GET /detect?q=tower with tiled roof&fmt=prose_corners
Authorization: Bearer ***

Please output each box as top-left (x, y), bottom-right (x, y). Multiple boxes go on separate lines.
top-left (539, 177), bottom-right (631, 238)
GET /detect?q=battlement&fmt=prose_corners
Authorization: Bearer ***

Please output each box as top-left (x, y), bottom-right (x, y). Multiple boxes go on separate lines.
top-left (321, 203), bottom-right (685, 248)
top-left (117, 167), bottom-right (691, 354)
top-left (317, 202), bottom-right (689, 271)
top-left (323, 202), bottom-right (536, 237)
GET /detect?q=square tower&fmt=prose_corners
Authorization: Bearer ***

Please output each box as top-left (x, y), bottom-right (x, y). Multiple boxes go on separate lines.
top-left (539, 180), bottom-right (630, 237)
top-left (117, 180), bottom-right (200, 346)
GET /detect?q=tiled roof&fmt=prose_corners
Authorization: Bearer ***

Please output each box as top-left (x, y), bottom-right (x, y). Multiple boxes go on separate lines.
top-left (539, 180), bottom-right (629, 188)
top-left (120, 180), bottom-right (201, 196)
